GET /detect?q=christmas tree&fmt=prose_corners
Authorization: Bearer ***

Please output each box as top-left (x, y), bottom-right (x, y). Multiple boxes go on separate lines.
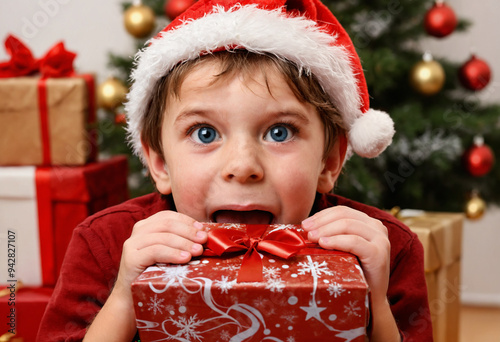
top-left (99, 0), bottom-right (499, 217)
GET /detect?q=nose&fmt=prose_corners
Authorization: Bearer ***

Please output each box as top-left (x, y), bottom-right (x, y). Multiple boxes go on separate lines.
top-left (221, 139), bottom-right (264, 183)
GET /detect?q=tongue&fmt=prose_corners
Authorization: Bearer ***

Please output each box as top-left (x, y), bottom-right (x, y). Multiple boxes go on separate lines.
top-left (214, 210), bottom-right (273, 224)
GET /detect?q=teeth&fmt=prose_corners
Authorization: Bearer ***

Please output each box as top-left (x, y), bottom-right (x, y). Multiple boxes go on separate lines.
top-left (214, 210), bottom-right (273, 224)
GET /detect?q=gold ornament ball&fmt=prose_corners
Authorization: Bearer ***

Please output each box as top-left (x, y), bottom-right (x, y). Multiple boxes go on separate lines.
top-left (97, 77), bottom-right (128, 111)
top-left (410, 59), bottom-right (445, 95)
top-left (465, 193), bottom-right (486, 220)
top-left (124, 4), bottom-right (156, 38)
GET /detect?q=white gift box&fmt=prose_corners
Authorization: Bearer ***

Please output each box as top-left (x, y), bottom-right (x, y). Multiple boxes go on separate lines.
top-left (0, 166), bottom-right (44, 286)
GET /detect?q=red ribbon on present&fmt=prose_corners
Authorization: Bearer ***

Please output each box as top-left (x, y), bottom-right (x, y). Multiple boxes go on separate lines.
top-left (203, 225), bottom-right (306, 283)
top-left (35, 167), bottom-right (56, 286)
top-left (0, 35), bottom-right (76, 78)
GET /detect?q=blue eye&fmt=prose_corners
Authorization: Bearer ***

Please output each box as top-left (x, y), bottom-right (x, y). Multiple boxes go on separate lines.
top-left (191, 126), bottom-right (219, 144)
top-left (265, 125), bottom-right (293, 142)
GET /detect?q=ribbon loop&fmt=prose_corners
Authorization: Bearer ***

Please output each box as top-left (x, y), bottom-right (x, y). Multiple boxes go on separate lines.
top-left (203, 225), bottom-right (306, 282)
top-left (39, 41), bottom-right (76, 78)
top-left (0, 34), bottom-right (75, 78)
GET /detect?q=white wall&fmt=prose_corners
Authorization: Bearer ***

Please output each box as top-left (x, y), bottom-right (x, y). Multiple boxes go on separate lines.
top-left (1, 0), bottom-right (499, 306)
top-left (0, 0), bottom-right (135, 83)
top-left (461, 207), bottom-right (500, 306)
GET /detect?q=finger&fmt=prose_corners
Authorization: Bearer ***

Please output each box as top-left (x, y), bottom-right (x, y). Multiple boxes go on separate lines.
top-left (303, 206), bottom-right (387, 235)
top-left (127, 243), bottom-right (194, 268)
top-left (132, 212), bottom-right (207, 243)
top-left (133, 210), bottom-right (198, 233)
top-left (318, 235), bottom-right (391, 297)
top-left (129, 232), bottom-right (205, 257)
top-left (306, 219), bottom-right (383, 243)
top-left (317, 234), bottom-right (390, 265)
top-left (318, 234), bottom-right (371, 253)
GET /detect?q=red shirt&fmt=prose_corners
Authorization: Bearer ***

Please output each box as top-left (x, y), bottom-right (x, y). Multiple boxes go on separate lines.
top-left (37, 193), bottom-right (432, 341)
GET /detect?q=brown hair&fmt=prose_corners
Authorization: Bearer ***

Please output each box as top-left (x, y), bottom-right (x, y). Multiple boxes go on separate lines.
top-left (141, 50), bottom-right (344, 161)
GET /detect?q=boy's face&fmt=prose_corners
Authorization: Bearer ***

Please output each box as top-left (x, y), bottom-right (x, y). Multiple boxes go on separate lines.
top-left (144, 60), bottom-right (345, 224)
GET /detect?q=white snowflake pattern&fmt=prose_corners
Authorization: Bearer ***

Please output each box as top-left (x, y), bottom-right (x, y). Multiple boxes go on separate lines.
top-left (168, 314), bottom-right (204, 341)
top-left (252, 296), bottom-right (268, 309)
top-left (297, 260), bottom-right (333, 277)
top-left (230, 295), bottom-right (240, 305)
top-left (219, 330), bottom-right (232, 341)
top-left (343, 277), bottom-right (357, 282)
top-left (188, 259), bottom-right (208, 267)
top-left (267, 306), bottom-right (277, 316)
top-left (175, 291), bottom-right (188, 307)
top-left (286, 336), bottom-right (296, 342)
top-left (219, 264), bottom-right (240, 272)
top-left (215, 275), bottom-right (237, 294)
top-left (147, 294), bottom-right (166, 315)
top-left (263, 266), bottom-right (281, 279)
top-left (161, 265), bottom-right (191, 282)
top-left (344, 300), bottom-right (362, 317)
top-left (281, 314), bottom-right (296, 324)
top-left (265, 277), bottom-right (286, 293)
top-left (327, 282), bottom-right (346, 298)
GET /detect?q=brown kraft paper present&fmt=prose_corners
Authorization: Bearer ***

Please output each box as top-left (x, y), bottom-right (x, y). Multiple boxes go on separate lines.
top-left (401, 213), bottom-right (464, 342)
top-left (0, 76), bottom-right (96, 166)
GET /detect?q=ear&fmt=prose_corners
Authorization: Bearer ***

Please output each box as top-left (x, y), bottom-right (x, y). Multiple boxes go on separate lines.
top-left (142, 140), bottom-right (172, 195)
top-left (317, 132), bottom-right (348, 193)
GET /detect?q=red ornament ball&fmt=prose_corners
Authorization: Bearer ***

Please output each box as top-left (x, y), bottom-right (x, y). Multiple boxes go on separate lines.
top-left (424, 2), bottom-right (457, 38)
top-left (164, 0), bottom-right (196, 21)
top-left (463, 143), bottom-right (495, 177)
top-left (115, 113), bottom-right (127, 125)
top-left (459, 55), bottom-right (492, 91)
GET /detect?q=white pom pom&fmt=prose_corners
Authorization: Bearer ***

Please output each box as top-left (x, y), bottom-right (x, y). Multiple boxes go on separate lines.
top-left (347, 109), bottom-right (395, 158)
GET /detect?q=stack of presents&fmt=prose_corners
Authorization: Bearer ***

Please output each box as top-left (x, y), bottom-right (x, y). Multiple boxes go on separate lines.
top-left (0, 35), bottom-right (463, 342)
top-left (0, 36), bottom-right (129, 341)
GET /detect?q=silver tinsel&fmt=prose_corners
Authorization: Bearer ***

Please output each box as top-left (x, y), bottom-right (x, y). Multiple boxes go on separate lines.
top-left (388, 129), bottom-right (463, 164)
top-left (351, 10), bottom-right (392, 39)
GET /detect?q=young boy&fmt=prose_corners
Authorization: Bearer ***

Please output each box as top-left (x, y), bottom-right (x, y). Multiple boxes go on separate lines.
top-left (38, 0), bottom-right (432, 341)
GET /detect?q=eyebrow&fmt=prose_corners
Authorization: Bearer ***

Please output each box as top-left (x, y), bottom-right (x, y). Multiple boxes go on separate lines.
top-left (268, 109), bottom-right (311, 125)
top-left (174, 107), bottom-right (312, 125)
top-left (174, 110), bottom-right (209, 124)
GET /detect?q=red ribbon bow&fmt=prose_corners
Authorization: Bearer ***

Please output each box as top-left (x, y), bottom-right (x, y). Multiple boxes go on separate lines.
top-left (0, 34), bottom-right (76, 78)
top-left (203, 225), bottom-right (306, 283)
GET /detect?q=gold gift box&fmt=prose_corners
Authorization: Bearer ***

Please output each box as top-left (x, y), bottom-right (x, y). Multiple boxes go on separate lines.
top-left (0, 76), bottom-right (95, 166)
top-left (401, 212), bottom-right (464, 342)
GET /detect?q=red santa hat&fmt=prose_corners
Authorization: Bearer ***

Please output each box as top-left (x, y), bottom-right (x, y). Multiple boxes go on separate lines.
top-left (125, 0), bottom-right (395, 160)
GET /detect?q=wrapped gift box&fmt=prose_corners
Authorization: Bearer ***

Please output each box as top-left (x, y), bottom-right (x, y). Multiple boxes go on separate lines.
top-left (132, 224), bottom-right (370, 342)
top-left (400, 212), bottom-right (463, 342)
top-left (0, 286), bottom-right (53, 342)
top-left (0, 75), bottom-right (96, 166)
top-left (0, 156), bottom-right (129, 287)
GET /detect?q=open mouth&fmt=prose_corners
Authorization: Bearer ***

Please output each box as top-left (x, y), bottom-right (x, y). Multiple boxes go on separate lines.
top-left (212, 210), bottom-right (274, 225)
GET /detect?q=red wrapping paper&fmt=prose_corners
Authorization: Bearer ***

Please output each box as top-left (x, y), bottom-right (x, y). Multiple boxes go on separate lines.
top-left (0, 287), bottom-right (53, 342)
top-left (132, 224), bottom-right (370, 342)
top-left (39, 156), bottom-right (129, 284)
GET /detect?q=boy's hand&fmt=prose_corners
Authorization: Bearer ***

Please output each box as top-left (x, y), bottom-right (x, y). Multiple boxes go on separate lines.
top-left (84, 211), bottom-right (208, 342)
top-left (302, 206), bottom-right (390, 303)
top-left (114, 211), bottom-right (208, 297)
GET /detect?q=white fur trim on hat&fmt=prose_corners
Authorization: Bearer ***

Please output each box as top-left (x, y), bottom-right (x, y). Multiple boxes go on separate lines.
top-left (125, 3), bottom-right (394, 162)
